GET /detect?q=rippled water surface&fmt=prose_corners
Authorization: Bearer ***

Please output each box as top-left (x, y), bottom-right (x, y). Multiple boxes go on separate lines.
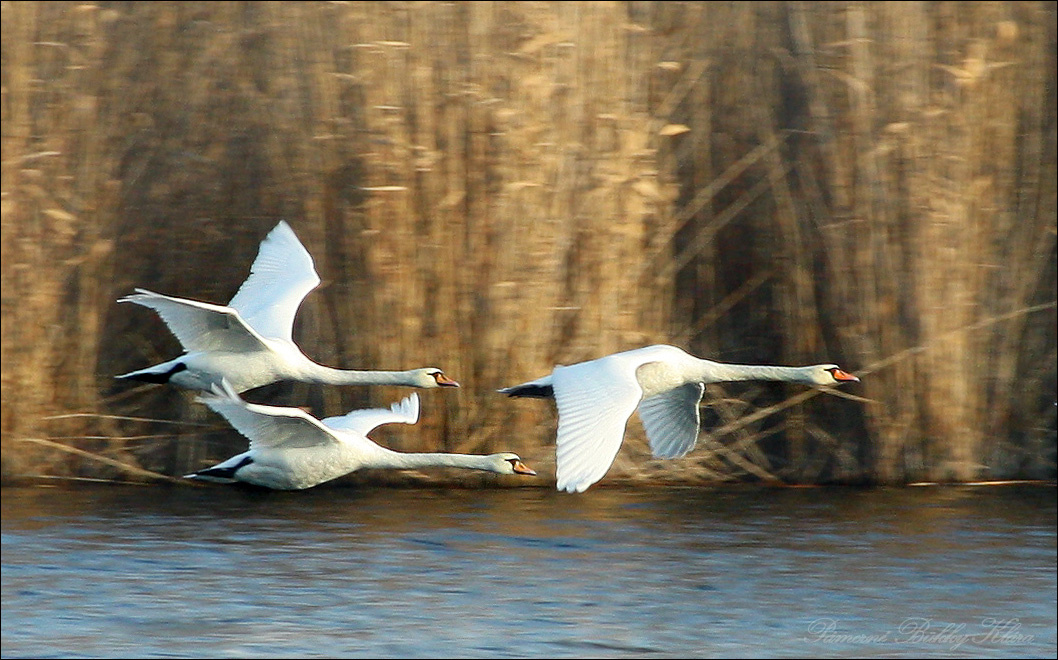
top-left (2, 483), bottom-right (1055, 658)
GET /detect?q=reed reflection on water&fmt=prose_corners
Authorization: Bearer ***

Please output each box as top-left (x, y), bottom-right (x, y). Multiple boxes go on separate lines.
top-left (2, 483), bottom-right (1055, 658)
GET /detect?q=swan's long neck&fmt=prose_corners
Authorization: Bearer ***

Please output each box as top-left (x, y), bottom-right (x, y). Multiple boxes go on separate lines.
top-left (695, 360), bottom-right (817, 385)
top-left (304, 364), bottom-right (420, 387)
top-left (368, 449), bottom-right (499, 473)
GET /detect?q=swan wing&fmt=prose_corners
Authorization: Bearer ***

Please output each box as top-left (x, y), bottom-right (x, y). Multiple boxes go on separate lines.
top-left (199, 381), bottom-right (340, 450)
top-left (227, 221), bottom-right (321, 342)
top-left (551, 356), bottom-right (644, 493)
top-left (120, 288), bottom-right (269, 354)
top-left (321, 393), bottom-right (420, 436)
top-left (637, 382), bottom-right (704, 459)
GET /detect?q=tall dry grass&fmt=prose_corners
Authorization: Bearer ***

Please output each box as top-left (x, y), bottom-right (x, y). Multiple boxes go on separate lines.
top-left (628, 1), bottom-right (1056, 484)
top-left (782, 1), bottom-right (1057, 482)
top-left (2, 1), bottom-right (1054, 486)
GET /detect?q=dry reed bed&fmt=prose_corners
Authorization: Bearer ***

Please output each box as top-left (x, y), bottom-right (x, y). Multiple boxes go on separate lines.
top-left (2, 1), bottom-right (1054, 486)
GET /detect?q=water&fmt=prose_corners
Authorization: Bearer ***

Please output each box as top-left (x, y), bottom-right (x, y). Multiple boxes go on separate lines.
top-left (2, 483), bottom-right (1055, 658)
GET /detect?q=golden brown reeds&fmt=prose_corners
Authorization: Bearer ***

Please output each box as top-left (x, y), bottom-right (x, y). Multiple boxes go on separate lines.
top-left (633, 1), bottom-right (1056, 484)
top-left (2, 2), bottom-right (1054, 486)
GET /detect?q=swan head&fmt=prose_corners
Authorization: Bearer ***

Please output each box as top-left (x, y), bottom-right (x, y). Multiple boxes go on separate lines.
top-left (806, 364), bottom-right (860, 386)
top-left (408, 368), bottom-right (460, 388)
top-left (488, 452), bottom-right (537, 476)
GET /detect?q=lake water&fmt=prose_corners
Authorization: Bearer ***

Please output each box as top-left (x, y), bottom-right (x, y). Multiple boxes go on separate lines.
top-left (2, 482), bottom-right (1055, 658)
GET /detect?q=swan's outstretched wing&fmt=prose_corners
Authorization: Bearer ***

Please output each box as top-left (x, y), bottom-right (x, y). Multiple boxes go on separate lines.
top-left (551, 356), bottom-right (644, 493)
top-left (321, 393), bottom-right (420, 437)
top-left (198, 380), bottom-right (340, 450)
top-left (120, 288), bottom-right (270, 354)
top-left (227, 221), bottom-right (320, 341)
top-left (637, 382), bottom-right (704, 459)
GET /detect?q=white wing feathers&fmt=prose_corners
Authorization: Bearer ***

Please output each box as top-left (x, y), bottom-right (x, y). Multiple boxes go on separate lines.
top-left (637, 382), bottom-right (704, 459)
top-left (199, 381), bottom-right (421, 453)
top-left (321, 393), bottom-right (420, 437)
top-left (551, 358), bottom-right (644, 493)
top-left (118, 288), bottom-right (268, 354)
top-left (117, 221), bottom-right (317, 353)
top-left (198, 380), bottom-right (339, 451)
top-left (227, 221), bottom-right (321, 341)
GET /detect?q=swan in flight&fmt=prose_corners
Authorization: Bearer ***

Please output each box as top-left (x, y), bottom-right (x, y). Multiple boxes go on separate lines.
top-left (116, 221), bottom-right (459, 393)
top-left (499, 344), bottom-right (859, 493)
top-left (187, 381), bottom-right (536, 490)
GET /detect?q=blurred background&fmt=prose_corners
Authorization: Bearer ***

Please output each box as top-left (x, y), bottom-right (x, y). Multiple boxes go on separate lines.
top-left (2, 1), bottom-right (1055, 487)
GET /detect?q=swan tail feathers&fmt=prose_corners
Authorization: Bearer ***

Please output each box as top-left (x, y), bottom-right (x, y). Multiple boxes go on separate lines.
top-left (500, 383), bottom-right (554, 398)
top-left (185, 455), bottom-right (253, 483)
top-left (498, 375), bottom-right (555, 399)
top-left (116, 361), bottom-right (188, 384)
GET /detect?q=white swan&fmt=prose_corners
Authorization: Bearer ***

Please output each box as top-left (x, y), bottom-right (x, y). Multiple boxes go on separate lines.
top-left (498, 344), bottom-right (859, 493)
top-left (116, 221), bottom-right (459, 393)
top-left (187, 381), bottom-right (537, 490)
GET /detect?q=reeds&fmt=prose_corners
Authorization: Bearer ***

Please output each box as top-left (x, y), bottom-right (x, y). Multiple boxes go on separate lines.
top-left (2, 2), bottom-right (1054, 486)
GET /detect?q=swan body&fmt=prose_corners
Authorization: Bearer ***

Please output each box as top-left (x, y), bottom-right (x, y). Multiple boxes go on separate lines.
top-left (188, 381), bottom-right (536, 490)
top-left (117, 221), bottom-right (459, 393)
top-left (499, 344), bottom-right (859, 493)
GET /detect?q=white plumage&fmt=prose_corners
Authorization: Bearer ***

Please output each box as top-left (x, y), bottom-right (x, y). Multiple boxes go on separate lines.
top-left (188, 381), bottom-right (536, 490)
top-left (500, 344), bottom-right (859, 493)
top-left (117, 221), bottom-right (459, 393)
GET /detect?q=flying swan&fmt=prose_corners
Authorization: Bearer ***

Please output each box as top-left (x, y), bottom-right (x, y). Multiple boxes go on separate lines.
top-left (117, 221), bottom-right (459, 393)
top-left (187, 380), bottom-right (537, 490)
top-left (499, 344), bottom-right (859, 493)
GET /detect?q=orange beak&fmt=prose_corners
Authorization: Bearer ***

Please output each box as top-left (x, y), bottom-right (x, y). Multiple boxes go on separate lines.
top-left (832, 369), bottom-right (860, 383)
top-left (435, 373), bottom-right (460, 387)
top-left (512, 460), bottom-right (537, 476)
